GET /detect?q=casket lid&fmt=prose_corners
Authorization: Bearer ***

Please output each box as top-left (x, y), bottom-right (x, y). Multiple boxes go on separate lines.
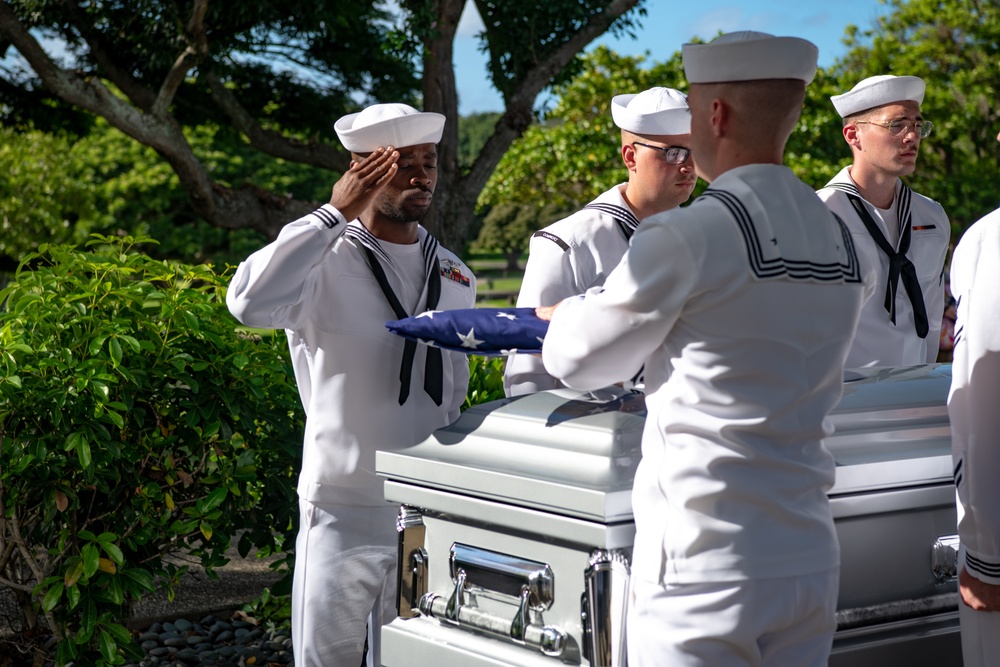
top-left (376, 365), bottom-right (953, 523)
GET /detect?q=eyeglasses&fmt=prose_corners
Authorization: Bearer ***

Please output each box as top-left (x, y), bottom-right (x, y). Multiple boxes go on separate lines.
top-left (632, 141), bottom-right (692, 165)
top-left (854, 119), bottom-right (933, 138)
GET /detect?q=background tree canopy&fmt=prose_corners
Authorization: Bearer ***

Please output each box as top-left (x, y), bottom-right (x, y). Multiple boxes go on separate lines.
top-left (0, 0), bottom-right (645, 266)
top-left (475, 0), bottom-right (1000, 254)
top-left (2, 0), bottom-right (1000, 270)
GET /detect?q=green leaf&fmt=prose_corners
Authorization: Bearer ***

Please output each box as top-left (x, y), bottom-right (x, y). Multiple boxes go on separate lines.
top-left (76, 438), bottom-right (92, 469)
top-left (232, 353), bottom-right (249, 370)
top-left (42, 582), bottom-right (64, 612)
top-left (121, 568), bottom-right (156, 595)
top-left (202, 487), bottom-right (228, 512)
top-left (109, 337), bottom-right (123, 367)
top-left (65, 558), bottom-right (85, 587)
top-left (82, 543), bottom-right (100, 578)
top-left (105, 622), bottom-right (132, 645)
top-left (66, 583), bottom-right (81, 610)
top-left (120, 334), bottom-right (141, 352)
top-left (182, 310), bottom-right (201, 332)
top-left (99, 628), bottom-right (116, 663)
top-left (89, 335), bottom-right (109, 357)
top-left (107, 574), bottom-right (124, 604)
top-left (100, 541), bottom-right (124, 566)
top-left (3, 376), bottom-right (22, 388)
top-left (106, 409), bottom-right (125, 429)
top-left (200, 521), bottom-right (213, 541)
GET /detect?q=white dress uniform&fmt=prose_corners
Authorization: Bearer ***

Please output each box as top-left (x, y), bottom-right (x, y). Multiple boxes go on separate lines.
top-left (503, 184), bottom-right (641, 395)
top-left (227, 205), bottom-right (475, 667)
top-left (543, 164), bottom-right (872, 666)
top-left (947, 208), bottom-right (1000, 667)
top-left (818, 167), bottom-right (949, 367)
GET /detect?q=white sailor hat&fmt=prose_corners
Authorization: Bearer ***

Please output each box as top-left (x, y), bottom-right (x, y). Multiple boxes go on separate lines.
top-left (334, 103), bottom-right (445, 152)
top-left (830, 75), bottom-right (926, 118)
top-left (611, 87), bottom-right (691, 135)
top-left (682, 31), bottom-right (818, 85)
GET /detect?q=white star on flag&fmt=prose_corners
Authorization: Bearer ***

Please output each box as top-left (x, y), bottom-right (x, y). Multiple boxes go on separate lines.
top-left (419, 339), bottom-right (438, 347)
top-left (417, 310), bottom-right (443, 319)
top-left (496, 312), bottom-right (517, 320)
top-left (536, 336), bottom-right (545, 345)
top-left (457, 327), bottom-right (484, 349)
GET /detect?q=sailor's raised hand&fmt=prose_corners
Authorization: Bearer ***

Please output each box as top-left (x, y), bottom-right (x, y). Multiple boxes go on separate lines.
top-left (330, 146), bottom-right (399, 222)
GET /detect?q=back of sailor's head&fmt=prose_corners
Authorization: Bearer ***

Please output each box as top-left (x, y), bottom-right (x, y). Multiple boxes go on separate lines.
top-left (682, 31), bottom-right (818, 86)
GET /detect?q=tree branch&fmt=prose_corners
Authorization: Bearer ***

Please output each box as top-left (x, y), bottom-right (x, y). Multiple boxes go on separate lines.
top-left (467, 0), bottom-right (641, 195)
top-left (203, 70), bottom-right (349, 172)
top-left (55, 0), bottom-right (156, 110)
top-left (0, 3), bottom-right (319, 240)
top-left (152, 0), bottom-right (209, 116)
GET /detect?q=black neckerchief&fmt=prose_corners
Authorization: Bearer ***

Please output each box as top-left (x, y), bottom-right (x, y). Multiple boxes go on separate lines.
top-left (824, 180), bottom-right (928, 338)
top-left (344, 224), bottom-right (444, 405)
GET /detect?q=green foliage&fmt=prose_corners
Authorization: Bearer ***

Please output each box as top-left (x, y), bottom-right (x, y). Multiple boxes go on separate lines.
top-left (0, 118), bottom-right (334, 269)
top-left (0, 236), bottom-right (302, 665)
top-left (4, 0), bottom-right (420, 131)
top-left (475, 46), bottom-right (688, 256)
top-left (0, 127), bottom-right (103, 266)
top-left (478, 47), bottom-right (687, 215)
top-left (240, 586), bottom-right (292, 636)
top-left (458, 112), bottom-right (503, 173)
top-left (785, 68), bottom-right (853, 189)
top-left (473, 202), bottom-right (565, 271)
top-left (463, 355), bottom-right (506, 410)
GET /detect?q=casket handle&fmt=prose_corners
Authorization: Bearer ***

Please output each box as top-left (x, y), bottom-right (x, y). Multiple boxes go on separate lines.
top-left (931, 534), bottom-right (960, 582)
top-left (395, 505), bottom-right (428, 617)
top-left (415, 543), bottom-right (566, 657)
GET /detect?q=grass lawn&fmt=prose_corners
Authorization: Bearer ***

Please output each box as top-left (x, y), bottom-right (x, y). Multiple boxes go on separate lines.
top-left (466, 252), bottom-right (525, 306)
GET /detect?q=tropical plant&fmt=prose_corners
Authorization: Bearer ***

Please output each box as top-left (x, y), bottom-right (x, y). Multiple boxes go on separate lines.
top-left (0, 235), bottom-right (301, 665)
top-left (463, 355), bottom-right (506, 409)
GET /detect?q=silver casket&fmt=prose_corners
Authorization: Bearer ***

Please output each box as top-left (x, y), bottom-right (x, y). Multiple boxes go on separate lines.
top-left (375, 364), bottom-right (961, 667)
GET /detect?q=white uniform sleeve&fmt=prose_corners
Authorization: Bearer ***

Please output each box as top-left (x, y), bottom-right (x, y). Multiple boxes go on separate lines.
top-left (542, 220), bottom-right (697, 390)
top-left (226, 205), bottom-right (348, 330)
top-left (504, 233), bottom-right (589, 396)
top-left (923, 205), bottom-right (950, 364)
top-left (949, 219), bottom-right (1000, 584)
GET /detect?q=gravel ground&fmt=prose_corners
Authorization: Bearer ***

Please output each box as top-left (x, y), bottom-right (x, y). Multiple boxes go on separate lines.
top-left (1, 546), bottom-right (287, 666)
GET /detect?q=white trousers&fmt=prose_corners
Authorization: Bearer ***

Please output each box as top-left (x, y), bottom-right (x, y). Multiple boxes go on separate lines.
top-left (627, 569), bottom-right (839, 667)
top-left (959, 546), bottom-right (1000, 667)
top-left (291, 499), bottom-right (399, 667)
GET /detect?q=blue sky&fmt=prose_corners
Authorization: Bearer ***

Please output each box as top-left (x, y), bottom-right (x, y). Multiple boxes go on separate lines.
top-left (453, 0), bottom-right (892, 115)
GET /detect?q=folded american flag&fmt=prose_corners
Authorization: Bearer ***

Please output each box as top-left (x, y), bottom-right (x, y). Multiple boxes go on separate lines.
top-left (386, 307), bottom-right (547, 355)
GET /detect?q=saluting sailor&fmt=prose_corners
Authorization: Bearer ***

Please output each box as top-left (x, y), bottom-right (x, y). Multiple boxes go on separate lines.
top-left (540, 31), bottom-right (874, 666)
top-left (227, 103), bottom-right (476, 667)
top-left (818, 75), bottom-right (950, 367)
top-left (504, 87), bottom-right (696, 396)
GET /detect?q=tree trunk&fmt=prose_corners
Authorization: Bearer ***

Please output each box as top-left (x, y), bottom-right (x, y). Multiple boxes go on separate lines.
top-left (421, 0), bottom-right (641, 252)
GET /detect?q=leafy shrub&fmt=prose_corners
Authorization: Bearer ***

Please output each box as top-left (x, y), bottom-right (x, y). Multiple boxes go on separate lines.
top-left (0, 236), bottom-right (302, 666)
top-left (463, 355), bottom-right (506, 410)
